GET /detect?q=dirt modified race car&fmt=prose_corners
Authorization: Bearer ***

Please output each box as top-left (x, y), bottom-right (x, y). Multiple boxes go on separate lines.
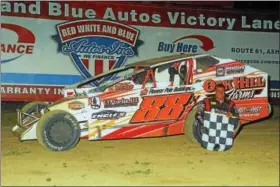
top-left (12, 53), bottom-right (271, 151)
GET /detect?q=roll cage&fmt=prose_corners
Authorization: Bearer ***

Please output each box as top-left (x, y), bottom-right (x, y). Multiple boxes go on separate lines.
top-left (68, 54), bottom-right (220, 90)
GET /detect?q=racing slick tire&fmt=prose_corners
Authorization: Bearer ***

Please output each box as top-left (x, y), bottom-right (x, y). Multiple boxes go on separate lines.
top-left (36, 110), bottom-right (81, 152)
top-left (184, 106), bottom-right (203, 144)
top-left (19, 101), bottom-right (49, 128)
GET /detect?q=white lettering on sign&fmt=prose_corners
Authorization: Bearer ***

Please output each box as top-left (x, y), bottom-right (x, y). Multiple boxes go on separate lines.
top-left (1, 2), bottom-right (279, 31)
top-left (1, 1), bottom-right (41, 14)
top-left (103, 7), bottom-right (161, 24)
top-left (1, 44), bottom-right (34, 54)
top-left (1, 86), bottom-right (62, 95)
top-left (270, 90), bottom-right (280, 98)
top-left (77, 24), bottom-right (101, 33)
top-left (48, 2), bottom-right (97, 18)
top-left (167, 12), bottom-right (236, 30)
top-left (241, 16), bottom-right (280, 30)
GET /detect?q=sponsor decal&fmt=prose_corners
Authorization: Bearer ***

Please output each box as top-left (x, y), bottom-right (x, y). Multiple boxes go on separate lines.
top-left (216, 65), bottom-right (245, 77)
top-left (157, 35), bottom-right (214, 53)
top-left (53, 19), bottom-right (143, 85)
top-left (203, 76), bottom-right (265, 100)
top-left (65, 90), bottom-right (88, 97)
top-left (104, 97), bottom-right (139, 108)
top-left (140, 88), bottom-right (149, 96)
top-left (109, 82), bottom-right (134, 92)
top-left (238, 106), bottom-right (263, 117)
top-left (92, 110), bottom-right (126, 120)
top-left (212, 108), bottom-right (228, 115)
top-left (238, 106), bottom-right (262, 114)
top-left (76, 91), bottom-right (88, 97)
top-left (216, 67), bottom-right (225, 76)
top-left (147, 86), bottom-right (194, 95)
top-left (1, 23), bottom-right (35, 63)
top-left (88, 96), bottom-right (101, 109)
top-left (68, 101), bottom-right (85, 110)
top-left (66, 91), bottom-right (75, 97)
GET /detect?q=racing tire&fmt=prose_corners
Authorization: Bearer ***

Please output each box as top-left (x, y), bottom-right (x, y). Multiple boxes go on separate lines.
top-left (36, 110), bottom-right (81, 152)
top-left (19, 101), bottom-right (48, 128)
top-left (184, 106), bottom-right (203, 144)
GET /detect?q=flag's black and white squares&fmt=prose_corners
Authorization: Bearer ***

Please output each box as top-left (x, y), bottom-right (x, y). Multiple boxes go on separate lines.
top-left (201, 111), bottom-right (239, 151)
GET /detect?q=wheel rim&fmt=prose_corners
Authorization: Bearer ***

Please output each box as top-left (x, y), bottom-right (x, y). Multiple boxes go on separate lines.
top-left (46, 120), bottom-right (74, 146)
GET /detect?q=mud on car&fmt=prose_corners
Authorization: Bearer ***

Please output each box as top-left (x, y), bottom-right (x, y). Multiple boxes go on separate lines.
top-left (12, 53), bottom-right (271, 151)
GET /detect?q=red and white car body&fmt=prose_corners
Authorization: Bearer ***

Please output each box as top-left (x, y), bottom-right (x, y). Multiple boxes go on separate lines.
top-left (13, 54), bottom-right (271, 142)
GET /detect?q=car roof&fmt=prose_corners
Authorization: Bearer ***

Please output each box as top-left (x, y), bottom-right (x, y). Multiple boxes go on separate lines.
top-left (126, 53), bottom-right (208, 68)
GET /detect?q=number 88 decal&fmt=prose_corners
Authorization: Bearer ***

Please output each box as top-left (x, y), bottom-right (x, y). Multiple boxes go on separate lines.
top-left (130, 93), bottom-right (192, 123)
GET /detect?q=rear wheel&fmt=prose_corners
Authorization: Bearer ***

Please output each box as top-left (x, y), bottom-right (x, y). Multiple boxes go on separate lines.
top-left (36, 110), bottom-right (81, 151)
top-left (184, 106), bottom-right (203, 144)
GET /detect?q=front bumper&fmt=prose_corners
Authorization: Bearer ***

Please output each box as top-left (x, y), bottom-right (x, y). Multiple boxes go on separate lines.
top-left (12, 109), bottom-right (41, 141)
top-left (12, 123), bottom-right (38, 141)
top-left (16, 109), bottom-right (40, 128)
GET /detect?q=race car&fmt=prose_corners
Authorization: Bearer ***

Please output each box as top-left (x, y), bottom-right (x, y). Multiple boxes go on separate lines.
top-left (12, 53), bottom-right (271, 151)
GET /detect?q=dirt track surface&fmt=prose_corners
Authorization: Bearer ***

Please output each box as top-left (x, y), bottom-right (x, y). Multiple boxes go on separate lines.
top-left (1, 104), bottom-right (279, 186)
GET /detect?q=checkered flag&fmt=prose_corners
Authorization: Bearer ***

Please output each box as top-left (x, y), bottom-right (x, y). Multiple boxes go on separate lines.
top-left (201, 111), bottom-right (239, 151)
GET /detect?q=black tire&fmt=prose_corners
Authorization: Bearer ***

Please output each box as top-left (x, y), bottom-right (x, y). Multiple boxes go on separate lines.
top-left (36, 110), bottom-right (81, 152)
top-left (19, 101), bottom-right (48, 128)
top-left (192, 119), bottom-right (204, 145)
top-left (184, 106), bottom-right (203, 144)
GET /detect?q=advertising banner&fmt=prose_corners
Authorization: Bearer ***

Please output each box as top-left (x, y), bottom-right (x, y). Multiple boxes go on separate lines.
top-left (1, 1), bottom-right (279, 103)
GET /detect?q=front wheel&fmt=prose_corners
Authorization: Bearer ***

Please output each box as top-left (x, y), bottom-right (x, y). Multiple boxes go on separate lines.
top-left (36, 110), bottom-right (81, 151)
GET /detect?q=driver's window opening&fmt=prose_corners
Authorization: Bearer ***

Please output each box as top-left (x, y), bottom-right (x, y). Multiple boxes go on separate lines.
top-left (132, 70), bottom-right (152, 86)
top-left (153, 59), bottom-right (195, 87)
top-left (195, 55), bottom-right (220, 73)
top-left (141, 69), bottom-right (157, 89)
top-left (169, 60), bottom-right (191, 86)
